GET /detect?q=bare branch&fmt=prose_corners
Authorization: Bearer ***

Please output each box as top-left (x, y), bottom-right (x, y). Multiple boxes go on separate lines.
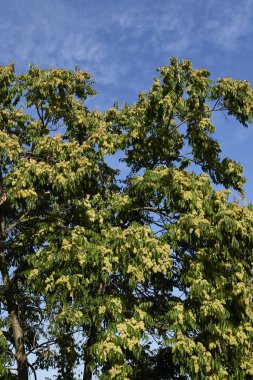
top-left (27, 339), bottom-right (56, 356)
top-left (28, 361), bottom-right (37, 380)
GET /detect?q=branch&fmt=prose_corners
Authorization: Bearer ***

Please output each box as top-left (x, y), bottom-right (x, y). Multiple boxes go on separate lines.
top-left (131, 206), bottom-right (168, 218)
top-left (2, 348), bottom-right (17, 359)
top-left (171, 106), bottom-right (228, 133)
top-left (166, 92), bottom-right (182, 133)
top-left (27, 339), bottom-right (56, 355)
top-left (35, 104), bottom-right (49, 129)
top-left (5, 214), bottom-right (46, 236)
top-left (0, 191), bottom-right (7, 206)
top-left (154, 228), bottom-right (167, 235)
top-left (28, 361), bottom-right (37, 380)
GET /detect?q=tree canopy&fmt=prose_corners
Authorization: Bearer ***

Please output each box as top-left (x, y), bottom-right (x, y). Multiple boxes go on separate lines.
top-left (0, 58), bottom-right (253, 380)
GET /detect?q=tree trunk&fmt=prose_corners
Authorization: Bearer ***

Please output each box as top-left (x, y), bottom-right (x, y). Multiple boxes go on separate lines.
top-left (0, 251), bottom-right (28, 380)
top-left (83, 283), bottom-right (105, 380)
top-left (83, 324), bottom-right (96, 380)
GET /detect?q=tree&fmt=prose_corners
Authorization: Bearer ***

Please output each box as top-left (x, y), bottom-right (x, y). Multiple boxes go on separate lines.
top-left (0, 58), bottom-right (252, 379)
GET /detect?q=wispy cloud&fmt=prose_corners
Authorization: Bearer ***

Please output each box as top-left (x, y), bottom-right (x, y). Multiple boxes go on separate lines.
top-left (204, 0), bottom-right (253, 50)
top-left (1, 0), bottom-right (252, 69)
top-left (1, 0), bottom-right (253, 107)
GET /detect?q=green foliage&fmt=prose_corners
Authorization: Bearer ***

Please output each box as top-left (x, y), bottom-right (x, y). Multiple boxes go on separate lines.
top-left (0, 58), bottom-right (252, 379)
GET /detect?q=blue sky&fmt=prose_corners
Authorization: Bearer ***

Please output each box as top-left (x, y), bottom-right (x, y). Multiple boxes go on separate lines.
top-left (1, 0), bottom-right (253, 375)
top-left (1, 0), bottom-right (253, 202)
